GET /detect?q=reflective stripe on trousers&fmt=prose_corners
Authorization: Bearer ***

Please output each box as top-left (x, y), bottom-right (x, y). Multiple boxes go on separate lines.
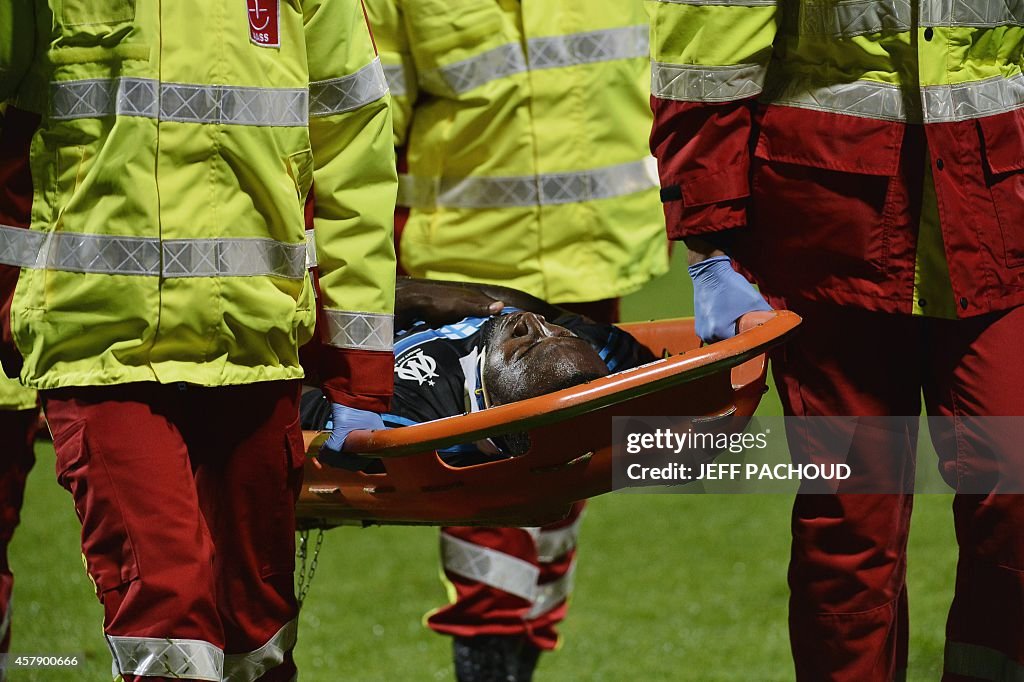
top-left (223, 619), bottom-right (299, 682)
top-left (526, 563), bottom-right (576, 620)
top-left (440, 526), bottom-right (579, 618)
top-left (441, 533), bottom-right (540, 602)
top-left (107, 634), bottom-right (224, 681)
top-left (107, 619), bottom-right (298, 682)
top-left (524, 514), bottom-right (584, 563)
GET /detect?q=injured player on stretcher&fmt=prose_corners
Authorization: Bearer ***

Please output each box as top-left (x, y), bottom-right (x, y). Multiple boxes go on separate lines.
top-left (301, 278), bottom-right (654, 467)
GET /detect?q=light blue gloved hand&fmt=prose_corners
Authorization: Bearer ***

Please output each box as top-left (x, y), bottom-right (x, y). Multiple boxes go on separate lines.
top-left (321, 403), bottom-right (385, 453)
top-left (688, 255), bottom-right (771, 344)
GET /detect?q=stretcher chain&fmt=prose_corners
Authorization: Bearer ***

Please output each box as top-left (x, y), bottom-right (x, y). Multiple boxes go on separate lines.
top-left (295, 529), bottom-right (325, 609)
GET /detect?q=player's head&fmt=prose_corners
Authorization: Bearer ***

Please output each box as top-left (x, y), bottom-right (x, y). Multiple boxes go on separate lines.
top-left (478, 311), bottom-right (609, 407)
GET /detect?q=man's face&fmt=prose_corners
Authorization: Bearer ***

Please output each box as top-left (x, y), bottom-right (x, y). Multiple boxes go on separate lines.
top-left (480, 312), bottom-right (609, 406)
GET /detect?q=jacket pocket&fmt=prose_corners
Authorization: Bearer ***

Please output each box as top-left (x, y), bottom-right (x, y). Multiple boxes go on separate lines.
top-left (61, 0), bottom-right (135, 26)
top-left (978, 112), bottom-right (1024, 268)
top-left (52, 419), bottom-right (141, 597)
top-left (751, 105), bottom-right (904, 282)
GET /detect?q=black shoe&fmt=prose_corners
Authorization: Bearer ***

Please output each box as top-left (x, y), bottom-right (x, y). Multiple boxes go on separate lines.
top-left (453, 635), bottom-right (542, 682)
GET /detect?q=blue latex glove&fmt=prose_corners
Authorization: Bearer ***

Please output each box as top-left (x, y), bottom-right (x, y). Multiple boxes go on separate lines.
top-left (321, 403), bottom-right (385, 453)
top-left (688, 255), bottom-right (771, 344)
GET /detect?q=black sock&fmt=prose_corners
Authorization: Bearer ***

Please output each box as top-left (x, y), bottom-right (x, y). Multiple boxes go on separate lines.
top-left (453, 635), bottom-right (542, 682)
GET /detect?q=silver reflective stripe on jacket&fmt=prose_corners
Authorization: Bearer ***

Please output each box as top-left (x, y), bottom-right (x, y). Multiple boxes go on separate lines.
top-left (305, 229), bottom-right (317, 269)
top-left (796, 0), bottom-right (911, 37)
top-left (223, 619), bottom-right (298, 682)
top-left (654, 0), bottom-right (775, 5)
top-left (527, 25), bottom-right (648, 70)
top-left (322, 309), bottom-right (394, 352)
top-left (107, 634), bottom-right (223, 681)
top-left (441, 533), bottom-right (539, 601)
top-left (0, 226), bottom-right (44, 269)
top-left (51, 78), bottom-right (308, 126)
top-left (921, 0), bottom-right (1024, 28)
top-left (426, 43), bottom-right (527, 95)
top-left (382, 64), bottom-right (407, 97)
top-left (764, 72), bottom-right (1024, 123)
top-left (309, 58), bottom-right (389, 117)
top-left (763, 77), bottom-right (907, 121)
top-left (923, 74), bottom-right (1024, 122)
top-left (398, 159), bottom-right (658, 209)
top-left (945, 642), bottom-right (1024, 681)
top-left (0, 225), bottom-right (307, 279)
top-left (651, 62), bottom-right (768, 103)
top-left (525, 563), bottom-right (576, 619)
top-left (427, 26), bottom-right (649, 95)
top-left (162, 238), bottom-right (306, 278)
top-left (792, 0), bottom-right (1024, 37)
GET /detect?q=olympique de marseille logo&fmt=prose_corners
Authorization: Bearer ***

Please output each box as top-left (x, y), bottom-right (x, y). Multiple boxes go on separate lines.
top-left (247, 0), bottom-right (280, 47)
top-left (395, 349), bottom-right (439, 387)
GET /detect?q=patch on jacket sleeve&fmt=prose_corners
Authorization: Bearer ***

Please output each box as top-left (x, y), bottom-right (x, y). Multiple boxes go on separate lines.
top-left (247, 0), bottom-right (280, 47)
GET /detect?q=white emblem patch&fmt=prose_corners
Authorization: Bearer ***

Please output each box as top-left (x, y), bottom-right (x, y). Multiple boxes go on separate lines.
top-left (247, 0), bottom-right (280, 47)
top-left (396, 349), bottom-right (439, 386)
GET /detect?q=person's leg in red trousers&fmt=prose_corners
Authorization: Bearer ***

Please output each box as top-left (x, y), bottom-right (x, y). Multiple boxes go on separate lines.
top-left (0, 407), bottom-right (37, 655)
top-left (772, 301), bottom-right (922, 682)
top-left (922, 306), bottom-right (1024, 681)
top-left (772, 299), bottom-right (1024, 681)
top-left (44, 380), bottom-right (302, 682)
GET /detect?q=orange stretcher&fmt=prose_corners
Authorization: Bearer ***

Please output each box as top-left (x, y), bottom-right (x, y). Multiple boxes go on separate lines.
top-left (296, 311), bottom-right (800, 529)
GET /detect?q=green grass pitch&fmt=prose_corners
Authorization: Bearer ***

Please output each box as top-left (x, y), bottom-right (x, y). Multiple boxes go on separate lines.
top-left (10, 251), bottom-right (957, 681)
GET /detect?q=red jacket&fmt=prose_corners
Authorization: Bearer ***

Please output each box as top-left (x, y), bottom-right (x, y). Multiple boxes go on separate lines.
top-left (651, 100), bottom-right (1024, 318)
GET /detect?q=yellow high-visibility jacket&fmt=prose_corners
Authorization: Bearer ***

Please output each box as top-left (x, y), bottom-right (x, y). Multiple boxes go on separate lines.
top-left (0, 1), bottom-right (397, 406)
top-left (0, 376), bottom-right (35, 411)
top-left (647, 0), bottom-right (1024, 317)
top-left (365, 0), bottom-right (668, 304)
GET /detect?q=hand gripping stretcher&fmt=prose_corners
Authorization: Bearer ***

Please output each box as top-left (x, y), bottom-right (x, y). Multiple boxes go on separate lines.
top-left (296, 311), bottom-right (800, 529)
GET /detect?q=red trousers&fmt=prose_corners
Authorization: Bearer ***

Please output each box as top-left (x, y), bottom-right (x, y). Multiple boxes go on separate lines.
top-left (427, 298), bottom-right (617, 649)
top-left (770, 300), bottom-right (1024, 681)
top-left (0, 408), bottom-right (37, 656)
top-left (43, 381), bottom-right (304, 682)
top-left (428, 503), bottom-right (584, 650)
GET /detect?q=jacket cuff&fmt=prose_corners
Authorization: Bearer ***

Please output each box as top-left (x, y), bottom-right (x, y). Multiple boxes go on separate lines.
top-left (319, 346), bottom-right (393, 413)
top-left (664, 197), bottom-right (748, 240)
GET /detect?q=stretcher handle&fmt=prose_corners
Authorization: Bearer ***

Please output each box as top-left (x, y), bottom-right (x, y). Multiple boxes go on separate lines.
top-left (737, 310), bottom-right (777, 335)
top-left (338, 309), bottom-right (800, 458)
